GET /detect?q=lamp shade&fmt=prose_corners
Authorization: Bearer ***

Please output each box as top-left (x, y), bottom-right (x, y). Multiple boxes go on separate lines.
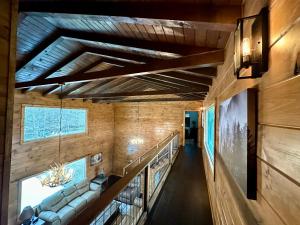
top-left (18, 206), bottom-right (34, 222)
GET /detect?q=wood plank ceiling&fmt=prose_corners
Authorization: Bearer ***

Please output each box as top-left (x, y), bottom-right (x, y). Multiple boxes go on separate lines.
top-left (15, 0), bottom-right (241, 103)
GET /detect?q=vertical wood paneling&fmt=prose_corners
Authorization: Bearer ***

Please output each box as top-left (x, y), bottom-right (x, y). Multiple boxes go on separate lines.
top-left (8, 91), bottom-right (115, 224)
top-left (202, 1), bottom-right (300, 225)
top-left (112, 101), bottom-right (202, 174)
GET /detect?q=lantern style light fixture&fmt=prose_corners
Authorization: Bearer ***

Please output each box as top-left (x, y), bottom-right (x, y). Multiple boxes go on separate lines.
top-left (234, 7), bottom-right (269, 79)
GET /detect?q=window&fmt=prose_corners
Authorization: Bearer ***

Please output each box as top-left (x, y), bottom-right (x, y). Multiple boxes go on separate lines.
top-left (20, 158), bottom-right (86, 212)
top-left (204, 105), bottom-right (215, 167)
top-left (23, 106), bottom-right (87, 142)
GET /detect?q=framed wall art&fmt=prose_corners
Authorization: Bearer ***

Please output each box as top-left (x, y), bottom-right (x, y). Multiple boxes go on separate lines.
top-left (219, 89), bottom-right (257, 199)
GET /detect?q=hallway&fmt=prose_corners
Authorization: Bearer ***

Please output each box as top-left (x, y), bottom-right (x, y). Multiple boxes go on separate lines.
top-left (145, 144), bottom-right (213, 225)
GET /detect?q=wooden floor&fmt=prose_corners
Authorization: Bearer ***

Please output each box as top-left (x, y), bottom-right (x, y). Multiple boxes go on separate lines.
top-left (145, 143), bottom-right (213, 225)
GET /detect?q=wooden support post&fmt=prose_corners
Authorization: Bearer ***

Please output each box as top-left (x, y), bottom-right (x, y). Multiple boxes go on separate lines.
top-left (144, 166), bottom-right (149, 213)
top-left (0, 0), bottom-right (17, 223)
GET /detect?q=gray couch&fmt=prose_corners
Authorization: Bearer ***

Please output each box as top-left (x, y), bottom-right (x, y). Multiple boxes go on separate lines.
top-left (37, 179), bottom-right (101, 225)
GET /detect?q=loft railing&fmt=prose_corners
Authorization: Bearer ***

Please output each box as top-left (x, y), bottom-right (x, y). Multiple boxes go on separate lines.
top-left (70, 131), bottom-right (180, 225)
top-left (122, 131), bottom-right (180, 176)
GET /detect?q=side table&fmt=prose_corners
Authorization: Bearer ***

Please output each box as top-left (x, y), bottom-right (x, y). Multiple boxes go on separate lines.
top-left (92, 176), bottom-right (109, 190)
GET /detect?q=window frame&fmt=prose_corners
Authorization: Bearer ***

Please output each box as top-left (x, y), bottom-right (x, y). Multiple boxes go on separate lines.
top-left (204, 104), bottom-right (215, 170)
top-left (21, 104), bottom-right (88, 143)
top-left (18, 157), bottom-right (87, 213)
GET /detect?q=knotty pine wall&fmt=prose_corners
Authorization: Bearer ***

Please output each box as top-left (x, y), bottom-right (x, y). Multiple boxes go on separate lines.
top-left (202, 1), bottom-right (300, 225)
top-left (8, 91), bottom-right (114, 224)
top-left (112, 101), bottom-right (202, 174)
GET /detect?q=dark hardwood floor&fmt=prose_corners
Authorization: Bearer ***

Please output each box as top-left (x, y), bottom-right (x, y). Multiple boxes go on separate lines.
top-left (145, 143), bottom-right (213, 225)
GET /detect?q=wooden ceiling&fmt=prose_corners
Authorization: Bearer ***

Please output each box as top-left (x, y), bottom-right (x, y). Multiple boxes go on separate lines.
top-left (15, 0), bottom-right (241, 103)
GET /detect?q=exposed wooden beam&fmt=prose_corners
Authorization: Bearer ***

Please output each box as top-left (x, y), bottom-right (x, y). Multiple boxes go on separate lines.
top-left (15, 50), bottom-right (224, 88)
top-left (43, 58), bottom-right (104, 96)
top-left (182, 67), bottom-right (217, 77)
top-left (62, 30), bottom-right (217, 56)
top-left (103, 79), bottom-right (137, 93)
top-left (89, 78), bottom-right (132, 94)
top-left (93, 97), bottom-right (204, 103)
top-left (19, 2), bottom-right (241, 31)
top-left (85, 48), bottom-right (150, 64)
top-left (17, 31), bottom-right (215, 74)
top-left (16, 31), bottom-right (62, 71)
top-left (24, 50), bottom-right (85, 93)
top-left (147, 74), bottom-right (211, 88)
top-left (42, 85), bottom-right (60, 96)
top-left (79, 79), bottom-right (116, 95)
top-left (134, 77), bottom-right (182, 90)
top-left (137, 76), bottom-right (208, 94)
top-left (59, 83), bottom-right (91, 98)
top-left (64, 89), bottom-right (208, 99)
top-left (157, 72), bottom-right (213, 86)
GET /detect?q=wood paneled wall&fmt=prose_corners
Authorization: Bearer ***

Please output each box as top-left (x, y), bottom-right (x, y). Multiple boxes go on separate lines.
top-left (202, 1), bottom-right (300, 225)
top-left (8, 91), bottom-right (114, 224)
top-left (112, 101), bottom-right (202, 174)
top-left (0, 0), bottom-right (17, 224)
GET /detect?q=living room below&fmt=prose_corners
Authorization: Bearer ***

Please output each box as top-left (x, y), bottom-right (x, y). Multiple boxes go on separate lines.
top-left (9, 90), bottom-right (202, 224)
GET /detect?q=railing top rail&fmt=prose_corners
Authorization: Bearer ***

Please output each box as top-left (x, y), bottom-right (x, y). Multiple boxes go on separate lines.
top-left (122, 131), bottom-right (179, 175)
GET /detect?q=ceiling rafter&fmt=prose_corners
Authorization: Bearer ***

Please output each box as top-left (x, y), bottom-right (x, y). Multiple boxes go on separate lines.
top-left (42, 58), bottom-right (104, 95)
top-left (64, 89), bottom-right (208, 99)
top-left (19, 2), bottom-right (241, 32)
top-left (156, 72), bottom-right (213, 86)
top-left (92, 97), bottom-right (204, 104)
top-left (181, 68), bottom-right (217, 77)
top-left (15, 50), bottom-right (224, 89)
top-left (17, 30), bottom-right (216, 73)
top-left (134, 77), bottom-right (183, 90)
top-left (146, 74), bottom-right (211, 87)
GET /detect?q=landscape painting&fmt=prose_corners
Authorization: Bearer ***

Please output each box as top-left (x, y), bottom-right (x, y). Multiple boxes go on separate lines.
top-left (219, 89), bottom-right (257, 199)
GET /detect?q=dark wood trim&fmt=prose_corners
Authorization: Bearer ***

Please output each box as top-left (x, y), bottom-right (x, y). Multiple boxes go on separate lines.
top-left (0, 0), bottom-right (17, 224)
top-left (64, 89), bottom-right (208, 99)
top-left (15, 50), bottom-right (224, 88)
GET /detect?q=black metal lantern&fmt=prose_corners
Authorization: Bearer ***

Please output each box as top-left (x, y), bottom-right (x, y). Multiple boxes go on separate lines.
top-left (234, 7), bottom-right (269, 79)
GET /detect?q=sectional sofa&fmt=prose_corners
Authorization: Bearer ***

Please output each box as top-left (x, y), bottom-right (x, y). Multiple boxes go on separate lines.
top-left (37, 179), bottom-right (102, 225)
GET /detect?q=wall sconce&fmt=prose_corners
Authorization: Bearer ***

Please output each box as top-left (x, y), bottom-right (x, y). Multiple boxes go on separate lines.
top-left (234, 7), bottom-right (269, 79)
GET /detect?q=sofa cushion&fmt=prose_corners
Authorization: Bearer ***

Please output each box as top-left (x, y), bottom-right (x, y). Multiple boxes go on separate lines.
top-left (75, 180), bottom-right (89, 195)
top-left (40, 191), bottom-right (67, 212)
top-left (81, 191), bottom-right (98, 203)
top-left (90, 182), bottom-right (101, 192)
top-left (68, 196), bottom-right (87, 213)
top-left (39, 210), bottom-right (60, 223)
top-left (57, 205), bottom-right (76, 225)
top-left (62, 185), bottom-right (80, 203)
